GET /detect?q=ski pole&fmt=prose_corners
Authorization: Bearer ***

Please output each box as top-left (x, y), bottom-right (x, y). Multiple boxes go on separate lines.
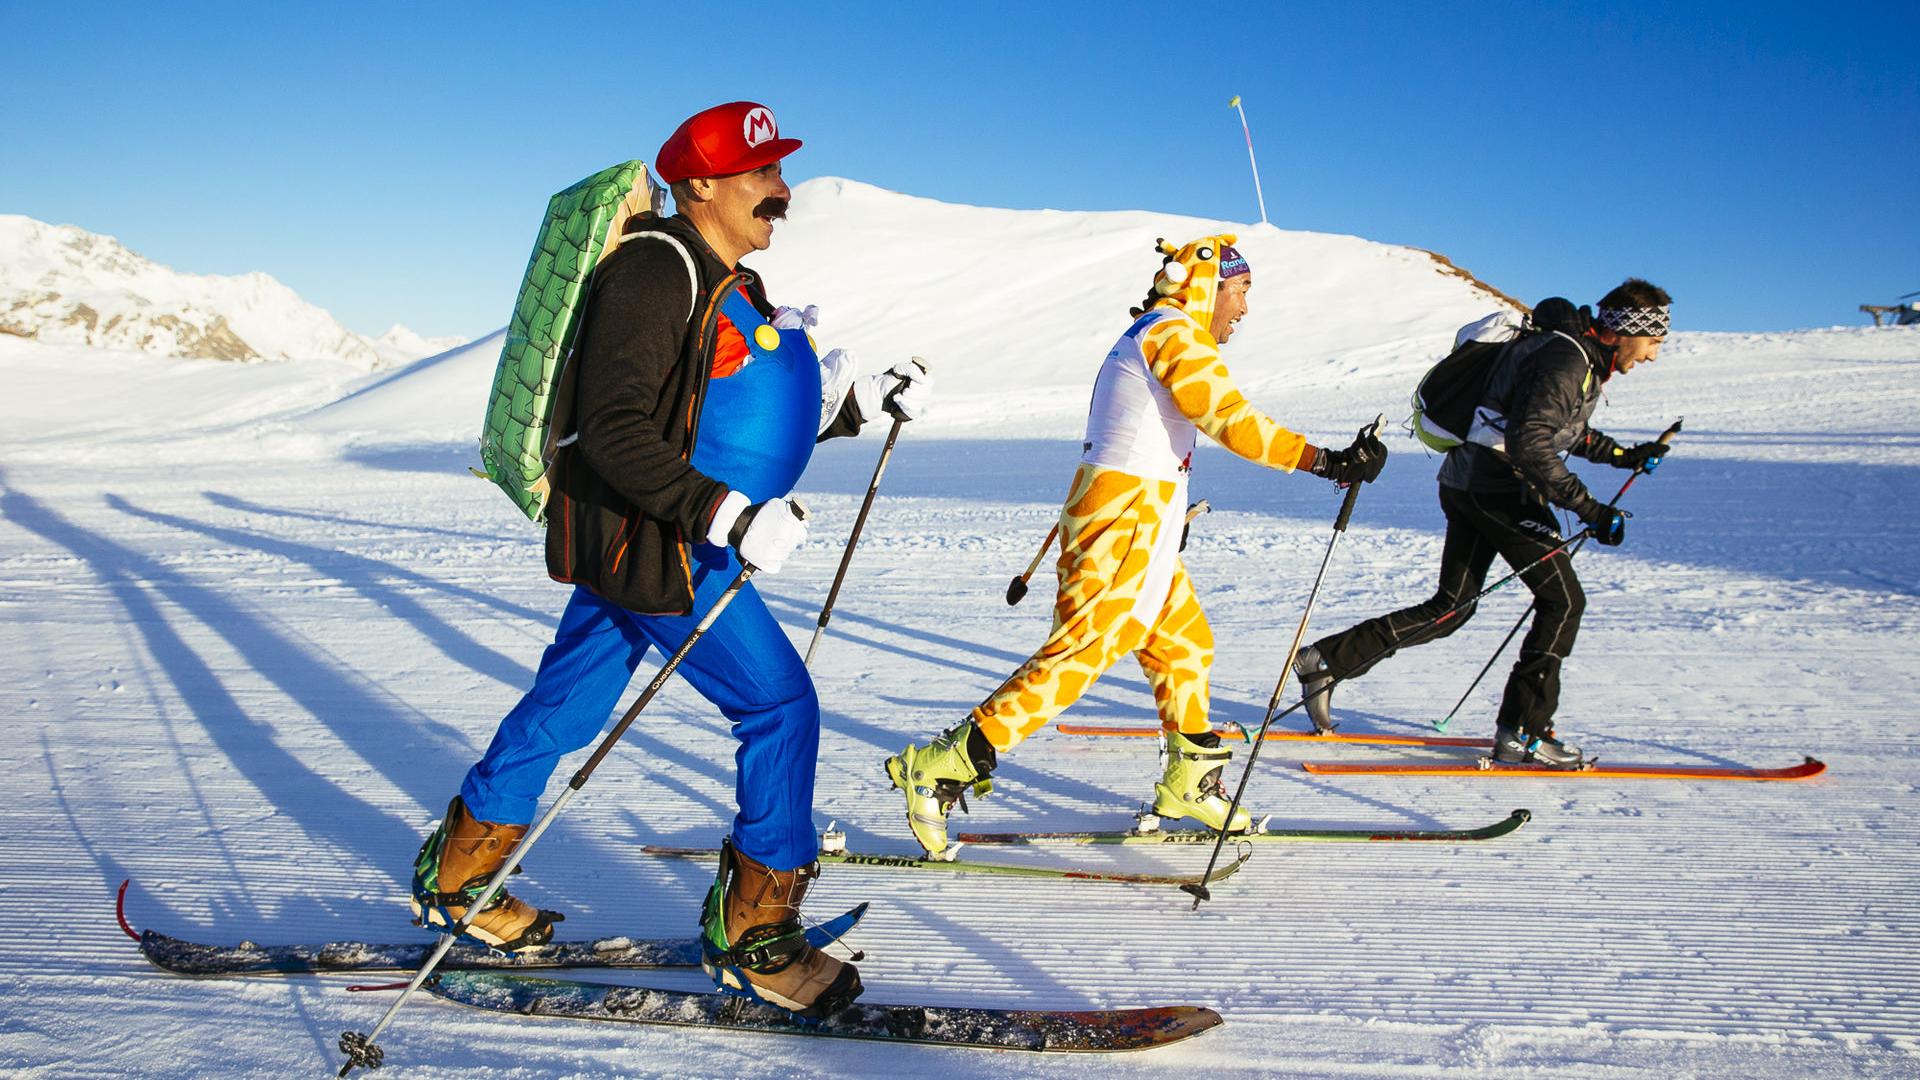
top-left (1006, 523), bottom-right (1060, 606)
top-left (1007, 501), bottom-right (1209, 607)
top-left (337, 503), bottom-right (803, 1077)
top-left (1183, 416), bottom-right (1381, 909)
top-left (1432, 418), bottom-right (1681, 732)
top-left (805, 360), bottom-right (927, 667)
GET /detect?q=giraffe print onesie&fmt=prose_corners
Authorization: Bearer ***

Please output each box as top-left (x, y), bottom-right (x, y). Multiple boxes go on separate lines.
top-left (971, 234), bottom-right (1318, 753)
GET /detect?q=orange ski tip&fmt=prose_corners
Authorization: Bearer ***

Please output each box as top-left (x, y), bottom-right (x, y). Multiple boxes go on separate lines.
top-left (1300, 757), bottom-right (1827, 781)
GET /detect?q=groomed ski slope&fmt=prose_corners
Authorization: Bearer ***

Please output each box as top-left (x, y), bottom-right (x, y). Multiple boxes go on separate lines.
top-left (2, 180), bottom-right (1916, 1078)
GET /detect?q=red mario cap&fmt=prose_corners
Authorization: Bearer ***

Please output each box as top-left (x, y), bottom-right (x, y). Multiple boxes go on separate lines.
top-left (654, 102), bottom-right (802, 184)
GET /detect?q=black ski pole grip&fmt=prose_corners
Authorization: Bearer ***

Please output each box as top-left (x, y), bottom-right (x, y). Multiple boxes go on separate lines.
top-left (1331, 476), bottom-right (1363, 533)
top-left (881, 357), bottom-right (929, 415)
top-left (1330, 413), bottom-right (1384, 534)
top-left (1006, 522), bottom-right (1060, 606)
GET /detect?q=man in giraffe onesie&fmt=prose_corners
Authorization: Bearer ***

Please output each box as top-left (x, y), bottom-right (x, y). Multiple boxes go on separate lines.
top-left (886, 234), bottom-right (1388, 856)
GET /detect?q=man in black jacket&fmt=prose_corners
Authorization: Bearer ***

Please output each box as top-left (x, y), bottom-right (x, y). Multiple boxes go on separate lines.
top-left (409, 103), bottom-right (926, 1019)
top-left (1293, 280), bottom-right (1673, 767)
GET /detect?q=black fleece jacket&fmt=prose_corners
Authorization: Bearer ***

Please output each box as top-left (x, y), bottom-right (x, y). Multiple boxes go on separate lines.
top-left (544, 214), bottom-right (753, 614)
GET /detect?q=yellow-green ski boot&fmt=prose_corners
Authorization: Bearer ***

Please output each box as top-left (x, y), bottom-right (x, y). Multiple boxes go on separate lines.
top-left (1151, 729), bottom-right (1254, 832)
top-left (884, 720), bottom-right (996, 859)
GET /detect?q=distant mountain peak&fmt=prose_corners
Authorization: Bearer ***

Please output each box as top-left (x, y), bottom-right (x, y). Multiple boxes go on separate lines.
top-left (0, 214), bottom-right (464, 367)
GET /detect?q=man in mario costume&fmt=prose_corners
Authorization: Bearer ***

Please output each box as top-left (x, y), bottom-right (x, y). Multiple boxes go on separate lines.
top-left (408, 102), bottom-right (929, 1019)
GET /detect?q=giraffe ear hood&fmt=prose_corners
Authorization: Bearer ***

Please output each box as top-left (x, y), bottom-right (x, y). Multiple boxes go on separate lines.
top-left (1147, 233), bottom-right (1239, 332)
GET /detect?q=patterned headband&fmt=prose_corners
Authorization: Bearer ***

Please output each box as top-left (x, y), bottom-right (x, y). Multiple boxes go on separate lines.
top-left (1596, 305), bottom-right (1670, 338)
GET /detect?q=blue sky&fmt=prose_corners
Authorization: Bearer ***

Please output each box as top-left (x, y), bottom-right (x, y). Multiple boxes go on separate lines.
top-left (3, 1), bottom-right (1913, 338)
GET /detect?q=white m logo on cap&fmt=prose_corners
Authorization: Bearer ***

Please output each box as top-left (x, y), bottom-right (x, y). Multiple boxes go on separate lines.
top-left (743, 107), bottom-right (777, 148)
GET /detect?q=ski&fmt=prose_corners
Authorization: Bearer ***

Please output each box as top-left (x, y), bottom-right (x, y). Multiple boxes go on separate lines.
top-left (138, 928), bottom-right (704, 978)
top-left (957, 808), bottom-right (1530, 846)
top-left (121, 881), bottom-right (864, 978)
top-left (641, 846), bottom-right (1250, 886)
top-left (424, 970), bottom-right (1221, 1052)
top-left (1299, 756), bottom-right (1827, 781)
top-left (1056, 722), bottom-right (1491, 748)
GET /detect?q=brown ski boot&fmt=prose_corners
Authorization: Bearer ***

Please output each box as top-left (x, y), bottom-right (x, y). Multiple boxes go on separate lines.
top-left (410, 796), bottom-right (562, 951)
top-left (700, 839), bottom-right (863, 1019)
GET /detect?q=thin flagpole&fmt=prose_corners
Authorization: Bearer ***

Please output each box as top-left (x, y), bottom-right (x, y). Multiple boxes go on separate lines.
top-left (1230, 95), bottom-right (1268, 225)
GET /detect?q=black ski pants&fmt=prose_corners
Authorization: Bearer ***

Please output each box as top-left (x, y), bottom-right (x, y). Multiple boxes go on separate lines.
top-left (1311, 485), bottom-right (1585, 737)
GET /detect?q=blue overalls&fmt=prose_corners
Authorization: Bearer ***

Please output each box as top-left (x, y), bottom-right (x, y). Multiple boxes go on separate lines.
top-left (460, 289), bottom-right (826, 870)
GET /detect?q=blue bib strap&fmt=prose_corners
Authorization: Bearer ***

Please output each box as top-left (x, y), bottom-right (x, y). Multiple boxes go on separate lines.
top-left (1123, 308), bottom-right (1177, 341)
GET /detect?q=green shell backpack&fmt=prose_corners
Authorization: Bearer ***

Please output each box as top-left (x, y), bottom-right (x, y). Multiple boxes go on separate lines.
top-left (478, 161), bottom-right (663, 522)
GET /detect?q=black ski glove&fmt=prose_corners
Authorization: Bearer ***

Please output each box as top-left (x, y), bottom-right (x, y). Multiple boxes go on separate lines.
top-left (1310, 426), bottom-right (1389, 485)
top-left (1611, 441), bottom-right (1669, 473)
top-left (1580, 503), bottom-right (1628, 546)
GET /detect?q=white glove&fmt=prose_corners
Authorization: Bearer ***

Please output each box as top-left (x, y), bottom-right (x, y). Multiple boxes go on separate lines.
top-left (707, 492), bottom-right (808, 574)
top-left (853, 358), bottom-right (933, 423)
top-left (817, 348), bottom-right (860, 434)
top-left (772, 304), bottom-right (820, 330)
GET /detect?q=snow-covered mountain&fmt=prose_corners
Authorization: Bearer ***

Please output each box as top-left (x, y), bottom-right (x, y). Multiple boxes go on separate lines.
top-left (756, 179), bottom-right (1519, 412)
top-left (366, 323), bottom-right (469, 368)
top-left (0, 214), bottom-right (463, 367)
top-left (302, 177), bottom-right (1520, 442)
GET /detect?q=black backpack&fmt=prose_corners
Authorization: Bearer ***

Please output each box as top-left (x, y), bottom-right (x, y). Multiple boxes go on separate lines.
top-left (1410, 298), bottom-right (1587, 451)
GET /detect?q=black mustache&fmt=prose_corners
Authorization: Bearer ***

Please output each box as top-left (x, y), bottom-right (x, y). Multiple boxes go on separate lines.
top-left (753, 197), bottom-right (789, 220)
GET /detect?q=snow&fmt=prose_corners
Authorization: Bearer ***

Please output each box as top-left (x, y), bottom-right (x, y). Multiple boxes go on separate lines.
top-left (3, 179), bottom-right (1917, 1078)
top-left (0, 214), bottom-right (463, 367)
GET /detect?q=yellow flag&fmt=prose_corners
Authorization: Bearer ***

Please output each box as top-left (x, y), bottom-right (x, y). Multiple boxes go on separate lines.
top-left (1229, 95), bottom-right (1241, 108)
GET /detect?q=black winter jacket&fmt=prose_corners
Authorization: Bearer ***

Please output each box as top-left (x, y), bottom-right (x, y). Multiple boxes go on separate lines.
top-left (544, 214), bottom-right (756, 615)
top-left (1436, 330), bottom-right (1621, 519)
